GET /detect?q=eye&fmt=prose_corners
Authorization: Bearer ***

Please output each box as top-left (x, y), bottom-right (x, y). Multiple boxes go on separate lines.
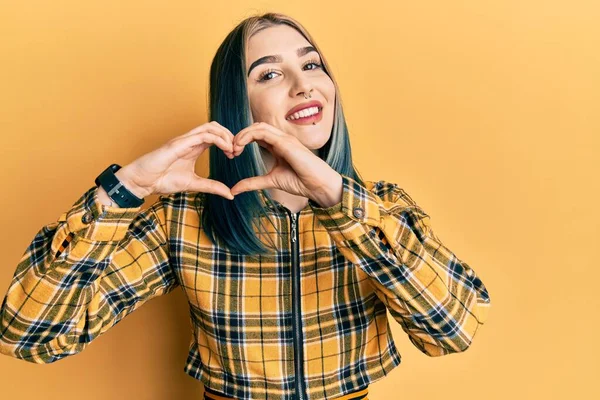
top-left (301, 59), bottom-right (323, 71)
top-left (256, 58), bottom-right (323, 83)
top-left (257, 68), bottom-right (279, 83)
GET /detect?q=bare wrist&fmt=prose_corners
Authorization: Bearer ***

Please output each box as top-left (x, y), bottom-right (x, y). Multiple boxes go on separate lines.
top-left (310, 173), bottom-right (343, 208)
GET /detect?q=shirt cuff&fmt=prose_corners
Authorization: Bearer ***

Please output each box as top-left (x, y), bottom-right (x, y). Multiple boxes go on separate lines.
top-left (64, 185), bottom-right (143, 242)
top-left (308, 174), bottom-right (382, 241)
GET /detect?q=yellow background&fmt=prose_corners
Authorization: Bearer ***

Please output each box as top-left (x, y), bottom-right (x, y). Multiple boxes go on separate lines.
top-left (1, 1), bottom-right (598, 399)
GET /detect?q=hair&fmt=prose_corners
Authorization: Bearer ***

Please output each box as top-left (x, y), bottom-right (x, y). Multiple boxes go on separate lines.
top-left (199, 12), bottom-right (365, 255)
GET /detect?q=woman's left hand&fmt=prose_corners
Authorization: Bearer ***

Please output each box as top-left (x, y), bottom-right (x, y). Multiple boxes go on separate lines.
top-left (229, 122), bottom-right (342, 206)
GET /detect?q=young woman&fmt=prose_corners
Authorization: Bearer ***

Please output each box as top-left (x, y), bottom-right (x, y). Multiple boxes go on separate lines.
top-left (0, 12), bottom-right (491, 400)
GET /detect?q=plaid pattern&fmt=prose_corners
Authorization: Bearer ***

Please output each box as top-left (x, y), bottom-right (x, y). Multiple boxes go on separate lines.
top-left (0, 174), bottom-right (491, 400)
top-left (204, 385), bottom-right (369, 400)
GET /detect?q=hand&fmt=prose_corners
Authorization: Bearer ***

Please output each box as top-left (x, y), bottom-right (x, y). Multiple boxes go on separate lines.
top-left (119, 121), bottom-right (236, 200)
top-left (228, 122), bottom-right (342, 205)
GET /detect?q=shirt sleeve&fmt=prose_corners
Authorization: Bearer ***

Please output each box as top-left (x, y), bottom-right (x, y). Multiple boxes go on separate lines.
top-left (0, 185), bottom-right (178, 364)
top-left (308, 174), bottom-right (491, 357)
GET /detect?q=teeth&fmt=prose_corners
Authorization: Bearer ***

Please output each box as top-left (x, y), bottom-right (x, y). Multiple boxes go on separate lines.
top-left (287, 106), bottom-right (320, 120)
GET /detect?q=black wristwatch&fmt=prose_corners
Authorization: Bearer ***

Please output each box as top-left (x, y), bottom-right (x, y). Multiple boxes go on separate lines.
top-left (94, 164), bottom-right (145, 208)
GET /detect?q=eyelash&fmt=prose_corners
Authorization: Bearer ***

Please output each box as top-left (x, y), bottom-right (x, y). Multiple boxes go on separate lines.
top-left (256, 59), bottom-right (323, 83)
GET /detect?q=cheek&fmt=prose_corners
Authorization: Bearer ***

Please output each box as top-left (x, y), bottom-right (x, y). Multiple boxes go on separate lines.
top-left (252, 108), bottom-right (279, 124)
top-left (250, 94), bottom-right (281, 122)
top-left (319, 80), bottom-right (336, 114)
top-left (326, 81), bottom-right (336, 102)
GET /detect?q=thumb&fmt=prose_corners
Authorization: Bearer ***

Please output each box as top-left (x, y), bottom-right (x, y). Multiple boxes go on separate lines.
top-left (188, 176), bottom-right (234, 200)
top-left (230, 175), bottom-right (273, 196)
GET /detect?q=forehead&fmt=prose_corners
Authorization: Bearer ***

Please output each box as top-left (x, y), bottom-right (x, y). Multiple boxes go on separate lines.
top-left (246, 25), bottom-right (311, 62)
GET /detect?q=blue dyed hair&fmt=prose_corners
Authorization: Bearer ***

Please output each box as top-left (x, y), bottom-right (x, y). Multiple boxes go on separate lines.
top-left (200, 12), bottom-right (365, 255)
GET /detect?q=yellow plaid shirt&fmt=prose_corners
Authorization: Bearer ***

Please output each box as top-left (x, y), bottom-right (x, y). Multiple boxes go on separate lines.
top-left (0, 174), bottom-right (491, 400)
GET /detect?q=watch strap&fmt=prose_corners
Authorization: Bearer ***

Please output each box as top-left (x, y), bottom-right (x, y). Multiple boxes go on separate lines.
top-left (94, 163), bottom-right (145, 208)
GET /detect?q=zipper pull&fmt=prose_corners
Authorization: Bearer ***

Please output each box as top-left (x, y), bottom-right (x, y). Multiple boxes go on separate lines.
top-left (291, 213), bottom-right (297, 243)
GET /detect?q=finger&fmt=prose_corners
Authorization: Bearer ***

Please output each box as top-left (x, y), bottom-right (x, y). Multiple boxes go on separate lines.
top-left (230, 175), bottom-right (273, 196)
top-left (175, 127), bottom-right (230, 148)
top-left (241, 123), bottom-right (286, 143)
top-left (184, 132), bottom-right (232, 153)
top-left (235, 130), bottom-right (280, 156)
top-left (209, 120), bottom-right (235, 143)
top-left (208, 122), bottom-right (236, 158)
top-left (182, 122), bottom-right (229, 140)
top-left (233, 123), bottom-right (275, 147)
top-left (179, 124), bottom-right (234, 154)
top-left (187, 177), bottom-right (234, 200)
top-left (174, 132), bottom-right (234, 158)
top-left (235, 122), bottom-right (276, 138)
top-left (187, 143), bottom-right (234, 159)
top-left (233, 127), bottom-right (282, 156)
top-left (206, 121), bottom-right (235, 153)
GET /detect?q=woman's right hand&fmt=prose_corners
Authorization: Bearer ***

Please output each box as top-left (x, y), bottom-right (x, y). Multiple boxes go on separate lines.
top-left (115, 121), bottom-right (236, 200)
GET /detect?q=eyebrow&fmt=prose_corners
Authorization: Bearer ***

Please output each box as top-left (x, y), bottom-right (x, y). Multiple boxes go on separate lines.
top-left (247, 45), bottom-right (318, 77)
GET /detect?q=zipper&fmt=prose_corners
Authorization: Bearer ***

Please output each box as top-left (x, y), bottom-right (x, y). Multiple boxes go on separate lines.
top-left (288, 210), bottom-right (307, 400)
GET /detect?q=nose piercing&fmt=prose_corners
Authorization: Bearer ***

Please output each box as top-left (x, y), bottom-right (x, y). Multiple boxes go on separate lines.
top-left (303, 89), bottom-right (314, 99)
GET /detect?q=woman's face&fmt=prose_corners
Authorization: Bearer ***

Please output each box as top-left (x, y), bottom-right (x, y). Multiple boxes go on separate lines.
top-left (245, 25), bottom-right (336, 152)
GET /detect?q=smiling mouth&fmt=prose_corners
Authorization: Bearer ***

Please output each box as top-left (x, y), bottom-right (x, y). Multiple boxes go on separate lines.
top-left (286, 107), bottom-right (323, 124)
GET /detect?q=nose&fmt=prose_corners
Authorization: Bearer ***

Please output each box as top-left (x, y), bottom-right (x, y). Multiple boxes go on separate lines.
top-left (289, 74), bottom-right (314, 98)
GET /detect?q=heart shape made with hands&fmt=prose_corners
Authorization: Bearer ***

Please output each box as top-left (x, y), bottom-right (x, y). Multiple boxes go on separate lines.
top-left (220, 122), bottom-right (342, 207)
